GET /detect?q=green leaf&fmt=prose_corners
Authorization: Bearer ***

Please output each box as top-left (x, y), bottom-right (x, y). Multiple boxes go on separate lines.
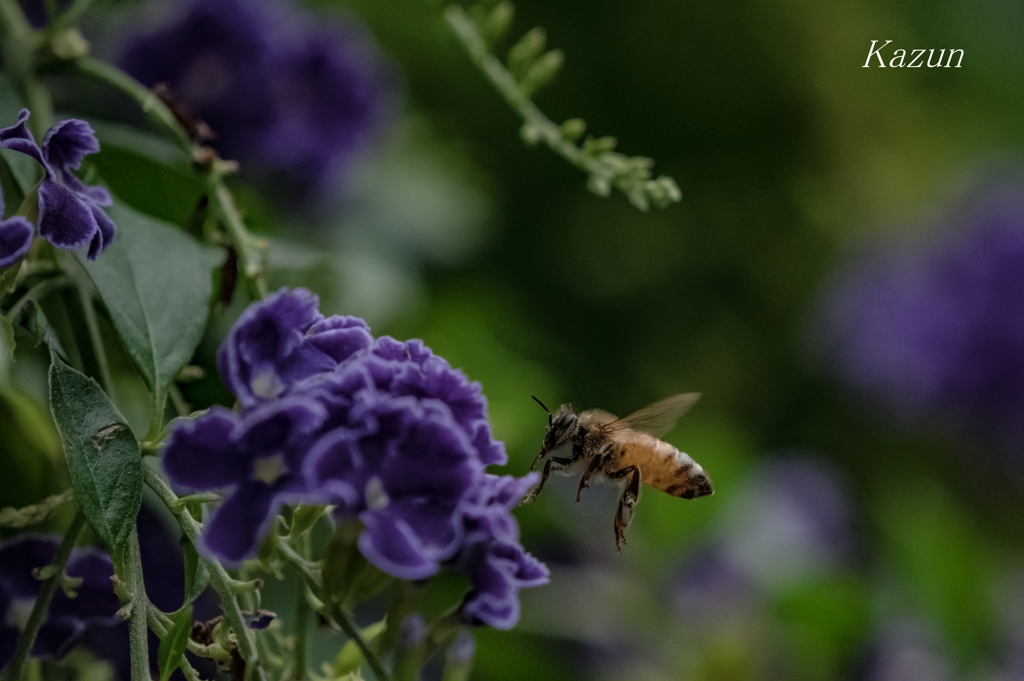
top-left (88, 122), bottom-right (204, 227)
top-left (76, 200), bottom-right (218, 428)
top-left (158, 603), bottom-right (193, 681)
top-left (48, 349), bottom-right (142, 558)
top-left (0, 314), bottom-right (14, 370)
top-left (0, 260), bottom-right (21, 295)
top-left (507, 27), bottom-right (546, 79)
top-left (334, 618), bottom-right (387, 677)
top-left (181, 539), bottom-right (210, 606)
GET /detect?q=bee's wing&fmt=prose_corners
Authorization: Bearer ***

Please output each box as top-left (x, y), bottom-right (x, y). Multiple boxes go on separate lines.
top-left (613, 393), bottom-right (701, 439)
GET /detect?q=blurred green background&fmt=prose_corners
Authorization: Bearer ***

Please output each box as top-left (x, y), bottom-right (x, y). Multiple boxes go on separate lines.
top-left (4, 0), bottom-right (1024, 679)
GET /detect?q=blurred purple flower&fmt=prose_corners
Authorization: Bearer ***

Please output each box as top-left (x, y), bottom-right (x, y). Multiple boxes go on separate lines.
top-left (80, 505), bottom-right (221, 681)
top-left (121, 0), bottom-right (394, 203)
top-left (0, 535), bottom-right (120, 670)
top-left (720, 455), bottom-right (854, 590)
top-left (671, 543), bottom-right (757, 620)
top-left (817, 184), bottom-right (1024, 452)
top-left (0, 109), bottom-right (116, 260)
top-left (859, 621), bottom-right (953, 681)
top-left (163, 288), bottom-right (546, 626)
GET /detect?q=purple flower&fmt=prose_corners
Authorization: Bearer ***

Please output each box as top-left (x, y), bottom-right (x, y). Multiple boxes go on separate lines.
top-left (457, 474), bottom-right (549, 630)
top-left (0, 187), bottom-right (33, 268)
top-left (816, 183), bottom-right (1024, 454)
top-left (121, 0), bottom-right (394, 203)
top-left (243, 609), bottom-right (277, 630)
top-left (0, 534), bottom-right (120, 670)
top-left (163, 288), bottom-right (546, 626)
top-left (0, 110), bottom-right (115, 259)
top-left (162, 397), bottom-right (328, 565)
top-left (218, 288), bottom-right (372, 408)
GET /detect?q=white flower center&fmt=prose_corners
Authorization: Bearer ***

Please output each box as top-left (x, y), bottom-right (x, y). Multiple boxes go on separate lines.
top-left (6, 597), bottom-right (34, 630)
top-left (250, 366), bottom-right (285, 400)
top-left (365, 476), bottom-right (390, 511)
top-left (253, 453), bottom-right (288, 485)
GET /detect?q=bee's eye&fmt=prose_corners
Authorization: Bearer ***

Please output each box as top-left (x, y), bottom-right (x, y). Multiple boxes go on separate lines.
top-left (556, 414), bottom-right (577, 431)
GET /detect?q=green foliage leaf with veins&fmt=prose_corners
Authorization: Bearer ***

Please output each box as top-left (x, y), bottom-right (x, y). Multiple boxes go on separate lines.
top-left (75, 199), bottom-right (219, 434)
top-left (48, 349), bottom-right (142, 561)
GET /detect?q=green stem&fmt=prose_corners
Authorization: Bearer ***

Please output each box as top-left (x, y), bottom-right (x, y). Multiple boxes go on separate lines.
top-left (54, 0), bottom-right (95, 29)
top-left (277, 541), bottom-right (320, 588)
top-left (4, 275), bottom-right (71, 324)
top-left (329, 602), bottom-right (393, 681)
top-left (69, 57), bottom-right (270, 297)
top-left (142, 466), bottom-right (267, 681)
top-left (1, 510), bottom-right (86, 681)
top-left (210, 181), bottom-right (267, 299)
top-left (72, 57), bottom-right (193, 152)
top-left (76, 281), bottom-right (115, 400)
top-left (0, 0), bottom-right (53, 136)
top-left (444, 6), bottom-right (589, 171)
top-left (123, 526), bottom-right (150, 681)
top-left (145, 389), bottom-right (166, 444)
top-left (292, 571), bottom-right (309, 681)
top-left (443, 4), bottom-right (680, 209)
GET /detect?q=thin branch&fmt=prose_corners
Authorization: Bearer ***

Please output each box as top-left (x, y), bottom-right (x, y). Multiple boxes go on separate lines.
top-left (4, 275), bottom-right (71, 324)
top-left (72, 57), bottom-right (193, 153)
top-left (123, 526), bottom-right (150, 681)
top-left (76, 280), bottom-right (115, 401)
top-left (142, 466), bottom-right (268, 681)
top-left (444, 4), bottom-right (681, 211)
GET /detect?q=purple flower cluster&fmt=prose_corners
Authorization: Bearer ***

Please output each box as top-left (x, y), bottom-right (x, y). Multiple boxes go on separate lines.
top-left (121, 0), bottom-right (394, 202)
top-left (817, 184), bottom-right (1024, 452)
top-left (162, 288), bottom-right (547, 628)
top-left (0, 535), bottom-right (120, 670)
top-left (0, 109), bottom-right (116, 264)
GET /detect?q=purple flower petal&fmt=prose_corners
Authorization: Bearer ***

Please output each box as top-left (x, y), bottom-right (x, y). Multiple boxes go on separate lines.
top-left (201, 483), bottom-right (277, 566)
top-left (235, 396), bottom-right (328, 453)
top-left (244, 609), bottom-right (277, 630)
top-left (307, 315), bottom-right (373, 363)
top-left (0, 109), bottom-right (50, 178)
top-left (305, 427), bottom-right (371, 508)
top-left (163, 408), bottom-right (248, 491)
top-left (218, 287), bottom-right (332, 406)
top-left (41, 119), bottom-right (101, 186)
top-left (86, 203), bottom-right (116, 260)
top-left (358, 509), bottom-right (443, 580)
top-left (37, 179), bottom-right (98, 250)
top-left (0, 217), bottom-right (34, 268)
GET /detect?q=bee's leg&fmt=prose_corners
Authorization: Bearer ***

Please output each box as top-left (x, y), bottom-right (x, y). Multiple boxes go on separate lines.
top-left (576, 456), bottom-right (604, 503)
top-left (608, 465), bottom-right (641, 552)
top-left (520, 455), bottom-right (576, 505)
top-left (529, 449), bottom-right (548, 471)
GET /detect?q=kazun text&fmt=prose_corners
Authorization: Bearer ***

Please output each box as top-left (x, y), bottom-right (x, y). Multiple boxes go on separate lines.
top-left (863, 40), bottom-right (964, 68)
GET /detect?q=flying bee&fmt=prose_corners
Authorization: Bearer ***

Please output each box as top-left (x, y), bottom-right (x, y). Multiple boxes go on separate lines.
top-left (521, 394), bottom-right (713, 551)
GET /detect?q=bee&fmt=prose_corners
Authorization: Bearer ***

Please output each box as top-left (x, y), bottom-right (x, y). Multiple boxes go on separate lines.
top-left (521, 394), bottom-right (713, 551)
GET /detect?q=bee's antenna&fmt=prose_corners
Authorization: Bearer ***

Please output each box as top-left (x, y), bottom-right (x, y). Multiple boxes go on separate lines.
top-left (531, 395), bottom-right (553, 425)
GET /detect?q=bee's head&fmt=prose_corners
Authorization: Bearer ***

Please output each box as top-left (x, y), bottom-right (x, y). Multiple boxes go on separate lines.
top-left (544, 405), bottom-right (578, 449)
top-left (532, 395), bottom-right (578, 452)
